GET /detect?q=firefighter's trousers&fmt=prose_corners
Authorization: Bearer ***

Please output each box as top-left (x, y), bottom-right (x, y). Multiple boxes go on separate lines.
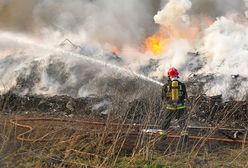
top-left (161, 109), bottom-right (187, 131)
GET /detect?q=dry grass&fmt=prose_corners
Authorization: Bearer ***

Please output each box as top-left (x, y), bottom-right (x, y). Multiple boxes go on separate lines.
top-left (0, 107), bottom-right (248, 168)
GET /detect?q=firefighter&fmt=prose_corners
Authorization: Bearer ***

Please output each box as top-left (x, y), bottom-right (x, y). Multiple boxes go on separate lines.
top-left (160, 67), bottom-right (188, 137)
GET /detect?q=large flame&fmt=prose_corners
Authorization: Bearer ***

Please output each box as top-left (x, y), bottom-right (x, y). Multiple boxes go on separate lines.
top-left (145, 21), bottom-right (203, 56)
top-left (145, 34), bottom-right (167, 56)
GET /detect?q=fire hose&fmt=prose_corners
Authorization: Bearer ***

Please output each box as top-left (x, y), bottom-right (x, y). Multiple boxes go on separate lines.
top-left (9, 117), bottom-right (248, 144)
top-left (9, 117), bottom-right (159, 142)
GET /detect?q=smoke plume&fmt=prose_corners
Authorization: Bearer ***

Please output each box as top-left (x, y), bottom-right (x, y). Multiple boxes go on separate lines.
top-left (0, 0), bottom-right (248, 100)
top-left (154, 0), bottom-right (192, 29)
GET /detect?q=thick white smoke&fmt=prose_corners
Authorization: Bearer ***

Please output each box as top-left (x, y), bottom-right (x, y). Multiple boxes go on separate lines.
top-left (154, 0), bottom-right (192, 29)
top-left (0, 0), bottom-right (248, 100)
top-left (0, 0), bottom-right (155, 47)
top-left (152, 0), bottom-right (195, 79)
top-left (200, 17), bottom-right (248, 99)
top-left (201, 17), bottom-right (248, 76)
top-left (0, 32), bottom-right (161, 99)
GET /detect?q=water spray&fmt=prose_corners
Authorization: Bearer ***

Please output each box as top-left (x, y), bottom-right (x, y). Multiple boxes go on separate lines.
top-left (0, 33), bottom-right (164, 86)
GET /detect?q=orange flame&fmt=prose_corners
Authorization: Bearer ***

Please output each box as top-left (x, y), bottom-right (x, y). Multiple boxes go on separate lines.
top-left (145, 34), bottom-right (167, 56)
top-left (112, 46), bottom-right (120, 55)
top-left (144, 17), bottom-right (212, 57)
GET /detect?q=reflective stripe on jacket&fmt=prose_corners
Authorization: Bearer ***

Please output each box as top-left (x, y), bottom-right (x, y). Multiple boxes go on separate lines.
top-left (164, 104), bottom-right (186, 110)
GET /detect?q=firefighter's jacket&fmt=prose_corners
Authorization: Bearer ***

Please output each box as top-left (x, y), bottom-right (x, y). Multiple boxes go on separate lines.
top-left (161, 79), bottom-right (187, 110)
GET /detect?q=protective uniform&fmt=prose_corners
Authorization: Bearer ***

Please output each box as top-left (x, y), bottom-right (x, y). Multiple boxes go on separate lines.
top-left (161, 68), bottom-right (187, 132)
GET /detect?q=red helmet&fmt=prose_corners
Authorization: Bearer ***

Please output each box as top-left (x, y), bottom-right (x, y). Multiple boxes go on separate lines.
top-left (168, 67), bottom-right (179, 78)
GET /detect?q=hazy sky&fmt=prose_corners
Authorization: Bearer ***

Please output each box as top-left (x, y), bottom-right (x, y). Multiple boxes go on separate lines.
top-left (0, 0), bottom-right (245, 33)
